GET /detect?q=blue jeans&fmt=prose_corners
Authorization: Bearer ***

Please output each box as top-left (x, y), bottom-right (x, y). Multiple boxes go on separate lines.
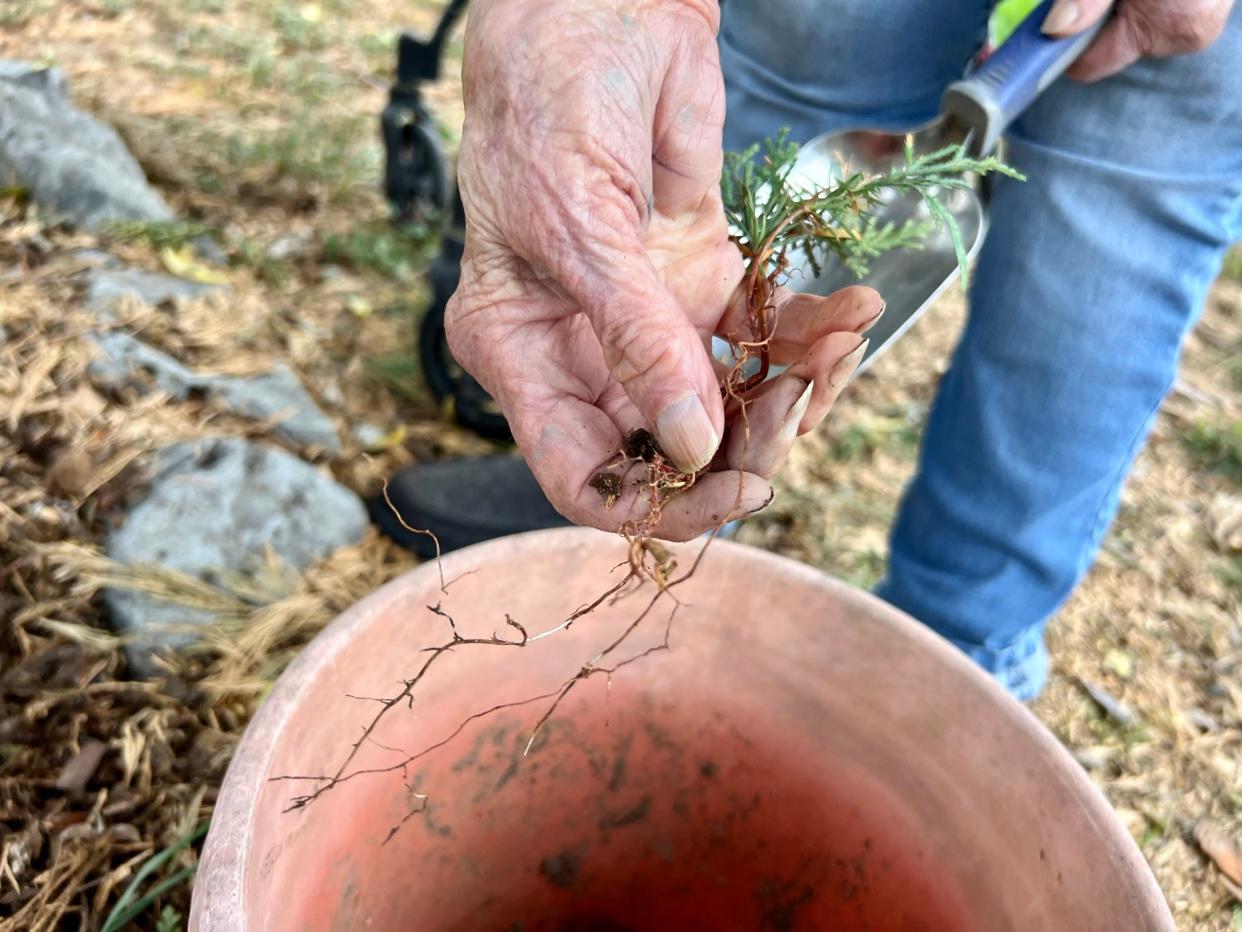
top-left (720, 2), bottom-right (1242, 699)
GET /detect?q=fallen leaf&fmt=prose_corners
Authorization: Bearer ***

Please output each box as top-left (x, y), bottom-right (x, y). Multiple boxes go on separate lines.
top-left (1102, 648), bottom-right (1135, 681)
top-left (47, 447), bottom-right (94, 497)
top-left (1184, 707), bottom-right (1218, 733)
top-left (1206, 493), bottom-right (1242, 552)
top-left (44, 810), bottom-right (87, 834)
top-left (1072, 745), bottom-right (1115, 772)
top-left (1078, 677), bottom-right (1140, 727)
top-left (54, 739), bottom-right (107, 792)
top-left (3, 820), bottom-right (43, 880)
top-left (105, 823), bottom-right (142, 844)
top-left (1195, 821), bottom-right (1242, 897)
top-left (364, 425), bottom-right (406, 452)
top-left (159, 245), bottom-right (229, 285)
top-left (55, 822), bottom-right (98, 847)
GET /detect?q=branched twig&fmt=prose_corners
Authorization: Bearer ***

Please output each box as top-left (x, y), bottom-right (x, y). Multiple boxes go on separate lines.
top-left (273, 602), bottom-right (530, 811)
top-left (526, 575), bottom-right (634, 643)
top-left (522, 590), bottom-right (683, 756)
top-left (272, 689), bottom-right (567, 795)
top-left (365, 736), bottom-right (409, 756)
top-left (382, 797), bottom-right (428, 846)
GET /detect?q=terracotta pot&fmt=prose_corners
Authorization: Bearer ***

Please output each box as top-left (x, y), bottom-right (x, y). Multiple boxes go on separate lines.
top-left (192, 528), bottom-right (1172, 931)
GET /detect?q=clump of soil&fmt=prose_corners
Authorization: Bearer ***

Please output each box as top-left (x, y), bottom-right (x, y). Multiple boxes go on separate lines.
top-left (623, 428), bottom-right (662, 463)
top-left (589, 472), bottom-right (623, 509)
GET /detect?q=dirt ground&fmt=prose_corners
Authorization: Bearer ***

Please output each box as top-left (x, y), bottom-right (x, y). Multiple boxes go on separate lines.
top-left (1, 1), bottom-right (1239, 929)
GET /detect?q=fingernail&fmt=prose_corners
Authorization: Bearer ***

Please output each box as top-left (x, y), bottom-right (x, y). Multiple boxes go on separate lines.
top-left (747, 486), bottom-right (776, 515)
top-left (1042, 0), bottom-right (1079, 35)
top-left (780, 379), bottom-right (814, 443)
top-left (855, 301), bottom-right (885, 334)
top-left (830, 338), bottom-right (868, 386)
top-left (656, 393), bottom-right (719, 472)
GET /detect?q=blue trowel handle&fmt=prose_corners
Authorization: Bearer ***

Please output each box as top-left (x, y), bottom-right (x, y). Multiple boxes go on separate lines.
top-left (942, 0), bottom-right (1112, 156)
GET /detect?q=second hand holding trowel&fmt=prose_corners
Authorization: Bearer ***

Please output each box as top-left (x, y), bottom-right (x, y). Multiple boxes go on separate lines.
top-left (789, 0), bottom-right (1111, 376)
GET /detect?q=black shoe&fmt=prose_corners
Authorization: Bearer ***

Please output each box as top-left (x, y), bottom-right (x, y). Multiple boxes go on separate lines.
top-left (371, 455), bottom-right (571, 558)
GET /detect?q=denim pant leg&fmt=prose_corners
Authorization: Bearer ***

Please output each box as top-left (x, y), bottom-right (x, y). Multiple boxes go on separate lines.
top-left (721, 3), bottom-right (1242, 700)
top-left (719, 0), bottom-right (993, 149)
top-left (878, 9), bottom-right (1242, 699)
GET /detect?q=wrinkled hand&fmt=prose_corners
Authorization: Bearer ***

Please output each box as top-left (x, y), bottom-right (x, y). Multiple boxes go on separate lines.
top-left (1042, 0), bottom-right (1234, 82)
top-left (447, 0), bottom-right (882, 540)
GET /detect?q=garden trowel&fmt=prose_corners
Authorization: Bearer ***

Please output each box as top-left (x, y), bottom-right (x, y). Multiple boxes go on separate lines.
top-left (790, 0), bottom-right (1110, 375)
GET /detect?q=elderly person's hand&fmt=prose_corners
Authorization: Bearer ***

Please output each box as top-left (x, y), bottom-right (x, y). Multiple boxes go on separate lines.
top-left (1042, 0), bottom-right (1234, 81)
top-left (447, 0), bottom-right (882, 540)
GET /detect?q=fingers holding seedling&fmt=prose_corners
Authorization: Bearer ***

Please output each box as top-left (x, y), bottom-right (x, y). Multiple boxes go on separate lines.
top-left (764, 286), bottom-right (884, 364)
top-left (723, 375), bottom-right (812, 478)
top-left (708, 277), bottom-right (880, 484)
top-left (718, 325), bottom-right (867, 479)
top-left (718, 282), bottom-right (884, 363)
top-left (785, 331), bottom-right (870, 435)
top-left (648, 471), bottom-right (773, 541)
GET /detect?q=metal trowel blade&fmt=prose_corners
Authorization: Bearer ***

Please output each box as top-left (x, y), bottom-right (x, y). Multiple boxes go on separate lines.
top-left (786, 129), bottom-right (985, 376)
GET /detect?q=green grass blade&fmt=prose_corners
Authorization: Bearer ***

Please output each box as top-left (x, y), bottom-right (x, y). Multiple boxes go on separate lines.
top-left (102, 865), bottom-right (197, 932)
top-left (102, 822), bottom-right (208, 932)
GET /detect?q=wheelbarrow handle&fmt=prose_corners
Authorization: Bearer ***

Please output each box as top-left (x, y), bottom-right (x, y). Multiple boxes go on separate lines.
top-left (942, 0), bottom-right (1113, 156)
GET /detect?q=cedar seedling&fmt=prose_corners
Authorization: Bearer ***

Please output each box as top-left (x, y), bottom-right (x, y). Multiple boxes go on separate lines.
top-left (600, 132), bottom-right (1023, 527)
top-left (720, 129), bottom-right (1022, 392)
top-left (278, 132), bottom-right (1022, 840)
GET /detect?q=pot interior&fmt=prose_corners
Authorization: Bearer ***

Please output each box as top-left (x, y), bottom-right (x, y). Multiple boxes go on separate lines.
top-left (196, 530), bottom-right (1169, 932)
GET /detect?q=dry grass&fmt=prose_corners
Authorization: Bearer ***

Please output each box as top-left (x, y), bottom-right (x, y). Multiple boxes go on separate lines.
top-left (1, 0), bottom-right (1240, 928)
top-left (0, 202), bottom-right (429, 928)
top-left (1, 1), bottom-right (477, 925)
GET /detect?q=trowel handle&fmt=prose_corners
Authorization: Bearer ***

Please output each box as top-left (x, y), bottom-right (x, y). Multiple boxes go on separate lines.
top-left (942, 0), bottom-right (1112, 156)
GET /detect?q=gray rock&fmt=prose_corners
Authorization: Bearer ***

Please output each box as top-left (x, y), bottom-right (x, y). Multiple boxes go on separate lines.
top-left (88, 331), bottom-right (196, 395)
top-left (105, 438), bottom-right (368, 670)
top-left (88, 331), bottom-right (342, 451)
top-left (85, 266), bottom-right (222, 319)
top-left (211, 366), bottom-right (342, 452)
top-left (265, 229), bottom-right (315, 262)
top-left (72, 248), bottom-right (123, 269)
top-left (0, 61), bottom-right (172, 230)
top-left (352, 422), bottom-right (386, 449)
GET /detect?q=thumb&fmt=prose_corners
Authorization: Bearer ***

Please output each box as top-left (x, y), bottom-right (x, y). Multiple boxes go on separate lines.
top-left (1040, 0), bottom-right (1112, 36)
top-left (575, 254), bottom-right (723, 472)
